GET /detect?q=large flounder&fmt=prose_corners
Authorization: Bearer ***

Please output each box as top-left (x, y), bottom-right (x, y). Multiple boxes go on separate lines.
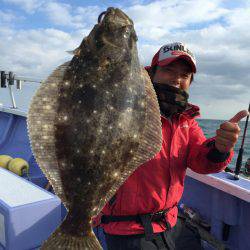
top-left (27, 7), bottom-right (162, 250)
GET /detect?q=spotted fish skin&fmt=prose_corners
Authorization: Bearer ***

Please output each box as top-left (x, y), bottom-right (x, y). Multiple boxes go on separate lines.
top-left (27, 7), bottom-right (162, 250)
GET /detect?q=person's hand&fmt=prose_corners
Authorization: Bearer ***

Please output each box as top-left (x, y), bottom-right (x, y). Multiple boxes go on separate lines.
top-left (215, 110), bottom-right (249, 153)
top-left (91, 212), bottom-right (103, 228)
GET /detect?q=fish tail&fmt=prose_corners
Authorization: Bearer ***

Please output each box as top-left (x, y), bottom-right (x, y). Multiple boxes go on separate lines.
top-left (41, 227), bottom-right (102, 250)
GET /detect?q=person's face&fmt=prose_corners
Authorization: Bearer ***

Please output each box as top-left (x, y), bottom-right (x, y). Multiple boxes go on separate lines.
top-left (152, 59), bottom-right (193, 92)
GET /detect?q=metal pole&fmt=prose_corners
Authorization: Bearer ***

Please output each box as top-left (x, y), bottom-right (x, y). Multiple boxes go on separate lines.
top-left (0, 70), bottom-right (43, 109)
top-left (234, 103), bottom-right (250, 180)
top-left (8, 85), bottom-right (17, 109)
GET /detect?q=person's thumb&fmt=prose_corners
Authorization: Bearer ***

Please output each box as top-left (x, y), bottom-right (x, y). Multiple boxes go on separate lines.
top-left (228, 110), bottom-right (249, 123)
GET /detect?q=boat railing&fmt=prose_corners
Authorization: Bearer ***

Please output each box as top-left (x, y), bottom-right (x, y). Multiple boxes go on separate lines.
top-left (0, 70), bottom-right (43, 110)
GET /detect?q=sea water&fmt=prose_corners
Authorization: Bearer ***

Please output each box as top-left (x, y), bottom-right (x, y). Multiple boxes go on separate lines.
top-left (198, 119), bottom-right (250, 171)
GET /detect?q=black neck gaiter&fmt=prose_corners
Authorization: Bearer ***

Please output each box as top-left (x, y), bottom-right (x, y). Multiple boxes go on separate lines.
top-left (153, 83), bottom-right (189, 118)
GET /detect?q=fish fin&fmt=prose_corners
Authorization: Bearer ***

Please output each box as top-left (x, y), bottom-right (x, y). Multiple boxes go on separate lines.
top-left (134, 67), bottom-right (162, 160)
top-left (41, 228), bottom-right (102, 250)
top-left (96, 67), bottom-right (162, 213)
top-left (27, 61), bottom-right (70, 208)
top-left (66, 47), bottom-right (81, 56)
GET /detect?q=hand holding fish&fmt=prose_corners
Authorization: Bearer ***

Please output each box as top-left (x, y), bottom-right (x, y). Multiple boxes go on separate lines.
top-left (215, 110), bottom-right (249, 153)
top-left (91, 212), bottom-right (103, 228)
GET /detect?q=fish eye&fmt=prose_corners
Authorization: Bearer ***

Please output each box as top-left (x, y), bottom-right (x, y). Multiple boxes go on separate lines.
top-left (109, 26), bottom-right (131, 38)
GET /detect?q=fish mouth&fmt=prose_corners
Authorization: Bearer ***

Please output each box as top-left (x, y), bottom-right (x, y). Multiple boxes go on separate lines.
top-left (98, 11), bottom-right (107, 23)
top-left (98, 7), bottom-right (137, 47)
top-left (98, 7), bottom-right (133, 28)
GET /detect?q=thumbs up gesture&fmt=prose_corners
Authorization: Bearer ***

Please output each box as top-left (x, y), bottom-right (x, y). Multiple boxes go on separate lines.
top-left (215, 110), bottom-right (249, 153)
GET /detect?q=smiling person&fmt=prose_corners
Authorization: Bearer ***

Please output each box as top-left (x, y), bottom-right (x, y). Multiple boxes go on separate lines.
top-left (92, 42), bottom-right (249, 250)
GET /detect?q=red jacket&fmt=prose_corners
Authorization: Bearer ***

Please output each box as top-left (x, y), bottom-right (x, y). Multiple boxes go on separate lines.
top-left (97, 104), bottom-right (234, 235)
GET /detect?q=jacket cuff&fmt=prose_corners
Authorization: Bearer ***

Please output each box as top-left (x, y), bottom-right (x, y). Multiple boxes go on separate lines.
top-left (206, 140), bottom-right (230, 163)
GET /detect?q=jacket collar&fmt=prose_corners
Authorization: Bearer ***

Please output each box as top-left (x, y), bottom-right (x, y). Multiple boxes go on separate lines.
top-left (180, 103), bottom-right (200, 119)
top-left (160, 103), bottom-right (201, 121)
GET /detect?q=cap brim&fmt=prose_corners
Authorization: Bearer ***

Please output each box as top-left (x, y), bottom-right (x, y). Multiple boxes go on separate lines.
top-left (158, 55), bottom-right (196, 73)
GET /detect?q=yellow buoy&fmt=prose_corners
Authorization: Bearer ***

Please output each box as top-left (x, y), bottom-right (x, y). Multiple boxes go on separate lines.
top-left (0, 155), bottom-right (13, 169)
top-left (8, 158), bottom-right (29, 176)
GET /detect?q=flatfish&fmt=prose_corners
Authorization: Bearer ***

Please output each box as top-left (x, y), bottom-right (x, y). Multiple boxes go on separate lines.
top-left (27, 7), bottom-right (162, 250)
